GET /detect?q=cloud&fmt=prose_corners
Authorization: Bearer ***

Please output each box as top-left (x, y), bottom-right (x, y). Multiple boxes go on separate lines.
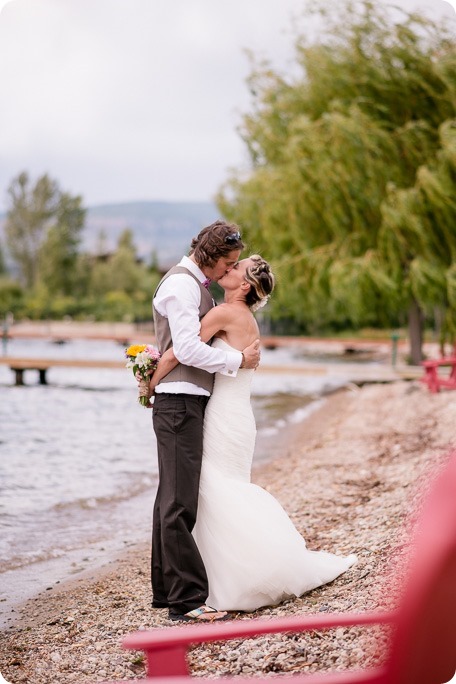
top-left (0, 0), bottom-right (14, 14)
top-left (0, 0), bottom-right (453, 211)
top-left (0, 1), bottom-right (276, 206)
top-left (442, 0), bottom-right (456, 14)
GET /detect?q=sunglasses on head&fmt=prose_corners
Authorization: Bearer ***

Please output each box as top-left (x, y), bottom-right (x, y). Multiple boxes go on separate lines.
top-left (224, 231), bottom-right (241, 245)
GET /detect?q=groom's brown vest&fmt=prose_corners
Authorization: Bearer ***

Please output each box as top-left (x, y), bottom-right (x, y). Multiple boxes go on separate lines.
top-left (153, 265), bottom-right (215, 393)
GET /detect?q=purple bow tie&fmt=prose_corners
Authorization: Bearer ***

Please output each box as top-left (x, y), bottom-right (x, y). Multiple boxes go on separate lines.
top-left (203, 278), bottom-right (211, 289)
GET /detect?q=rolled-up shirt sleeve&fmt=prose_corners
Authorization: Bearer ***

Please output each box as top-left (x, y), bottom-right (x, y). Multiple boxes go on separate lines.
top-left (155, 274), bottom-right (241, 376)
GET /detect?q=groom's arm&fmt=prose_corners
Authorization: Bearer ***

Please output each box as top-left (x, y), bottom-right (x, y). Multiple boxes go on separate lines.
top-left (155, 274), bottom-right (242, 376)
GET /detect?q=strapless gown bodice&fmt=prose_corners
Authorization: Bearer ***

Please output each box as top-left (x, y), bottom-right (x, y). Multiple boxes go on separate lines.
top-left (192, 338), bottom-right (356, 612)
top-left (201, 339), bottom-right (255, 481)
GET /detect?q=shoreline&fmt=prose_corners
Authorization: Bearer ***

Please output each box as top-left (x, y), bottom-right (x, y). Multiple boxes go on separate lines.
top-left (0, 388), bottom-right (329, 630)
top-left (1, 381), bottom-right (455, 682)
top-left (0, 389), bottom-right (336, 632)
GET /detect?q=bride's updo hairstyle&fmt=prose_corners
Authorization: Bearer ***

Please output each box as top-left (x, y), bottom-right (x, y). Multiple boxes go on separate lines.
top-left (190, 219), bottom-right (244, 268)
top-left (244, 255), bottom-right (275, 312)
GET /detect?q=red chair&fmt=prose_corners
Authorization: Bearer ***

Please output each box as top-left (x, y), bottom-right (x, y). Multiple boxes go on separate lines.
top-left (421, 357), bottom-right (456, 393)
top-left (110, 451), bottom-right (456, 684)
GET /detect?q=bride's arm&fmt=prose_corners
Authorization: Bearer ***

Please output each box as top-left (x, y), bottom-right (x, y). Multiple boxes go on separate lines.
top-left (199, 304), bottom-right (231, 342)
top-left (147, 306), bottom-right (231, 394)
top-left (148, 347), bottom-right (178, 390)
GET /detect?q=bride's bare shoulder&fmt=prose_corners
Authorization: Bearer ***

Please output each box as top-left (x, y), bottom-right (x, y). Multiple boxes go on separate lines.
top-left (218, 302), bottom-right (252, 315)
top-left (204, 303), bottom-right (231, 319)
top-left (212, 302), bottom-right (247, 319)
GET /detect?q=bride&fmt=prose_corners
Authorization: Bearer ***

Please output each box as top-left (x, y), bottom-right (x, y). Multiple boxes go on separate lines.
top-left (148, 255), bottom-right (356, 612)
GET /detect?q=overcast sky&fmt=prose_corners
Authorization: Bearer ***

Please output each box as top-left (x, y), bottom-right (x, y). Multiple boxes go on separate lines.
top-left (0, 0), bottom-right (454, 212)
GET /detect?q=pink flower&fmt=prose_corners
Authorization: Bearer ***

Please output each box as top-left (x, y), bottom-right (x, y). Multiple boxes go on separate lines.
top-left (145, 345), bottom-right (160, 360)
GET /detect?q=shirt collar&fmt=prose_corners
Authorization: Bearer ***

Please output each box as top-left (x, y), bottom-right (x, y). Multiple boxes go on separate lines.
top-left (179, 255), bottom-right (206, 284)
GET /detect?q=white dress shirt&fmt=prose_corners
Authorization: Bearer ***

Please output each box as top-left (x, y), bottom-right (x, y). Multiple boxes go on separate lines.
top-left (154, 256), bottom-right (242, 396)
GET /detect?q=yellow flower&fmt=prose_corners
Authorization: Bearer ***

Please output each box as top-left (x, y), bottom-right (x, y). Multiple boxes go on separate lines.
top-left (126, 344), bottom-right (147, 357)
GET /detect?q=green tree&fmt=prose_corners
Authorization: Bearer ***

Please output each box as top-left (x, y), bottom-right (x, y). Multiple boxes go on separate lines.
top-left (109, 229), bottom-right (143, 294)
top-left (5, 172), bottom-right (58, 287)
top-left (95, 228), bottom-right (108, 257)
top-left (380, 120), bottom-right (456, 352)
top-left (217, 1), bottom-right (456, 362)
top-left (89, 229), bottom-right (142, 296)
top-left (0, 278), bottom-right (24, 318)
top-left (38, 192), bottom-right (86, 295)
top-left (0, 241), bottom-right (6, 275)
top-left (4, 172), bottom-right (85, 292)
top-left (87, 228), bottom-right (161, 321)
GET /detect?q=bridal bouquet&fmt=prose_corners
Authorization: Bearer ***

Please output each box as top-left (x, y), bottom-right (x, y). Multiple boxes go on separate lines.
top-left (125, 344), bottom-right (161, 407)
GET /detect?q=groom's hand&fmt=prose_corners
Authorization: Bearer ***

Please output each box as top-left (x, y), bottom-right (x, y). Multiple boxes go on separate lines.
top-left (241, 339), bottom-right (260, 369)
top-left (135, 370), bottom-right (155, 406)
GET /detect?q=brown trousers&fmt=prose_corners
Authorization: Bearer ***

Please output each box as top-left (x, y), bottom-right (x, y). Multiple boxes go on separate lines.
top-left (151, 393), bottom-right (209, 615)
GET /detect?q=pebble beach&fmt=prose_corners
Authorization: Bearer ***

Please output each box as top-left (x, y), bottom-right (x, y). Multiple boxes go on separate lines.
top-left (1, 380), bottom-right (455, 683)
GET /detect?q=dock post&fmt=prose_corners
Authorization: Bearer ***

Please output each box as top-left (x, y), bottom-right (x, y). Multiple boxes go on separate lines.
top-left (13, 368), bottom-right (24, 386)
top-left (391, 331), bottom-right (400, 367)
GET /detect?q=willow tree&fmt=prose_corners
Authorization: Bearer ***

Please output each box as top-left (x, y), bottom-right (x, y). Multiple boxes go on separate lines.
top-left (217, 1), bottom-right (456, 362)
top-left (380, 120), bottom-right (456, 355)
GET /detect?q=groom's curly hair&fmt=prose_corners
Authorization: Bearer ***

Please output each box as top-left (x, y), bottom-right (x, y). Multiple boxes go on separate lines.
top-left (189, 220), bottom-right (244, 267)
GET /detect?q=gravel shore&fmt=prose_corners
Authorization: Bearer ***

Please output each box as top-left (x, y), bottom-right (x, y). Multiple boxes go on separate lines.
top-left (1, 380), bottom-right (455, 683)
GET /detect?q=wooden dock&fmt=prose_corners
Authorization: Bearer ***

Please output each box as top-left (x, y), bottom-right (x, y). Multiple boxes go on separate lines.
top-left (3, 321), bottom-right (153, 344)
top-left (0, 357), bottom-right (124, 385)
top-left (0, 356), bottom-right (423, 386)
top-left (4, 322), bottom-right (396, 352)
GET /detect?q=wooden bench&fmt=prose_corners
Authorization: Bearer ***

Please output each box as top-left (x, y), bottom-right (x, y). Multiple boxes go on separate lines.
top-left (421, 356), bottom-right (456, 393)
top-left (101, 450), bottom-right (456, 684)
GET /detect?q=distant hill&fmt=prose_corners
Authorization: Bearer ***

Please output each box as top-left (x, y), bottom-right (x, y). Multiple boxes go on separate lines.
top-left (85, 200), bottom-right (219, 267)
top-left (0, 200), bottom-right (220, 269)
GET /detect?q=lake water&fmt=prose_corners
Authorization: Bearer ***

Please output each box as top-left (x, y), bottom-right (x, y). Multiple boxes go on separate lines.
top-left (0, 338), bottom-right (347, 627)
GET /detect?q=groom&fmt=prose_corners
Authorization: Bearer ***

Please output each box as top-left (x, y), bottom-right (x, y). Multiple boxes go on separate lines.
top-left (150, 220), bottom-right (260, 622)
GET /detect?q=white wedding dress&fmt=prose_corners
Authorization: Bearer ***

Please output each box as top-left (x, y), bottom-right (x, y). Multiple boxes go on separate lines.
top-left (192, 338), bottom-right (356, 612)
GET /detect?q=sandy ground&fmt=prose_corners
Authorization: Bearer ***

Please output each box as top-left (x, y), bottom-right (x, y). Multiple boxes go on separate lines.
top-left (0, 380), bottom-right (455, 683)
